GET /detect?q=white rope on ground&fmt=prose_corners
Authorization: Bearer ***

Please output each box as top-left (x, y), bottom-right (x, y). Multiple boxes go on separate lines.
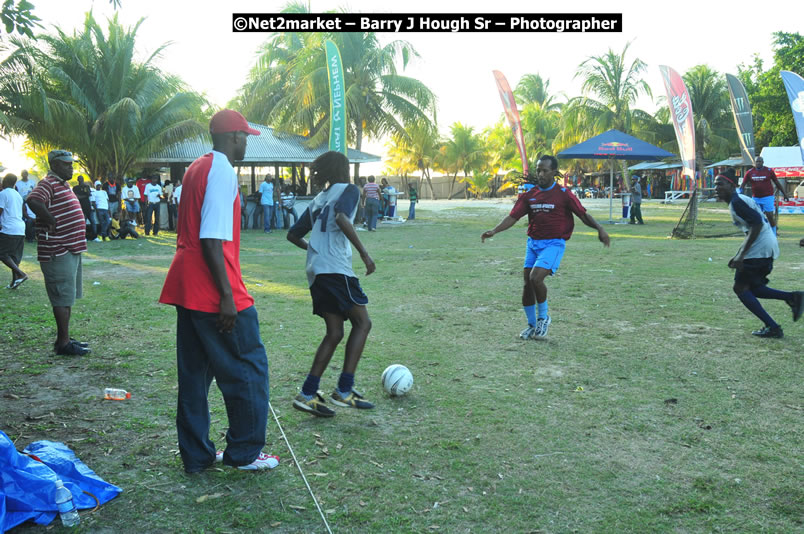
top-left (269, 402), bottom-right (334, 534)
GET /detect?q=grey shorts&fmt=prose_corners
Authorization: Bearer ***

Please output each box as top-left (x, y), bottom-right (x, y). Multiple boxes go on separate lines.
top-left (0, 233), bottom-right (24, 265)
top-left (40, 252), bottom-right (83, 307)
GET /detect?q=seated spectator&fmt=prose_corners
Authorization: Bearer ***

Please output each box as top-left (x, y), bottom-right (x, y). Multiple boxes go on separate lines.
top-left (118, 217), bottom-right (140, 239)
top-left (109, 211), bottom-right (121, 239)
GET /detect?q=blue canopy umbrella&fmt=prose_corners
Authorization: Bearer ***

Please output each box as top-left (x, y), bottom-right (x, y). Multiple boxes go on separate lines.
top-left (557, 129), bottom-right (675, 223)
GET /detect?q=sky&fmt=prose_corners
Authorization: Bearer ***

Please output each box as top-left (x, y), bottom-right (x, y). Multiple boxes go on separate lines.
top-left (0, 0), bottom-right (799, 175)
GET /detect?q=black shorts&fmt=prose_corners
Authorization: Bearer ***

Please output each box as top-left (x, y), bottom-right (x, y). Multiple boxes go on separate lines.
top-left (310, 274), bottom-right (368, 319)
top-left (734, 257), bottom-right (773, 288)
top-left (0, 233), bottom-right (24, 265)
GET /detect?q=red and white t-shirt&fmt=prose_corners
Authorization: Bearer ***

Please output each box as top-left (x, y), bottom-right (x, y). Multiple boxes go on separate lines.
top-left (743, 167), bottom-right (777, 198)
top-left (509, 183), bottom-right (587, 241)
top-left (159, 151), bottom-right (254, 313)
top-left (27, 173), bottom-right (87, 262)
top-left (362, 182), bottom-right (381, 200)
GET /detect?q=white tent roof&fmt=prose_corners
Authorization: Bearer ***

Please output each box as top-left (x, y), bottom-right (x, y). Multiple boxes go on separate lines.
top-left (759, 147), bottom-right (804, 178)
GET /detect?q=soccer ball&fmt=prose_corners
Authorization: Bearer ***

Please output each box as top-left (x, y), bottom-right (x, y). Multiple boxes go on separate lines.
top-left (381, 364), bottom-right (413, 396)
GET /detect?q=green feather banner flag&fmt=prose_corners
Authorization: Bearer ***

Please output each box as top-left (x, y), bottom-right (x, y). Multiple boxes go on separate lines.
top-left (325, 40), bottom-right (347, 155)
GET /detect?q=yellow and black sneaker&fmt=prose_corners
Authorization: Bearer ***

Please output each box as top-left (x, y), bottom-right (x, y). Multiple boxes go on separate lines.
top-left (330, 388), bottom-right (374, 409)
top-left (293, 391), bottom-right (335, 417)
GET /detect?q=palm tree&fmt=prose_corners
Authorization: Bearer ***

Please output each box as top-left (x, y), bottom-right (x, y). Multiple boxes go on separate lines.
top-left (514, 73), bottom-right (562, 111)
top-left (463, 172), bottom-right (493, 199)
top-left (384, 136), bottom-right (417, 190)
top-left (682, 64), bottom-right (735, 162)
top-left (390, 119), bottom-right (440, 199)
top-left (0, 12), bottom-right (206, 181)
top-left (482, 120), bottom-right (519, 196)
top-left (439, 123), bottom-right (484, 199)
top-left (519, 102), bottom-right (561, 162)
top-left (563, 42), bottom-right (653, 136)
top-left (239, 15), bottom-right (437, 180)
top-left (558, 42), bottom-right (654, 187)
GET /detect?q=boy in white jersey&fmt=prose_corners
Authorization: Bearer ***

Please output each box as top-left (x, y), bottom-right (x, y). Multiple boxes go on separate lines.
top-left (287, 151), bottom-right (376, 417)
top-left (715, 171), bottom-right (802, 338)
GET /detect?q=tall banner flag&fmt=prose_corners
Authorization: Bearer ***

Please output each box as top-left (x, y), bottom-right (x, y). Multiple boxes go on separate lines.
top-left (325, 40), bottom-right (346, 155)
top-left (780, 70), bottom-right (804, 164)
top-left (659, 65), bottom-right (696, 190)
top-left (725, 73), bottom-right (756, 164)
top-left (492, 70), bottom-right (529, 176)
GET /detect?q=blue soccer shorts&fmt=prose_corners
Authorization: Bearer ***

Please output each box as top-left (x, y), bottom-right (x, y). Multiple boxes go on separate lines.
top-left (753, 195), bottom-right (775, 213)
top-left (523, 238), bottom-right (566, 273)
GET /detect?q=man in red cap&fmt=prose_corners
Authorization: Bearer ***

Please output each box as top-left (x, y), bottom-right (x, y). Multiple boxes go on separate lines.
top-left (159, 109), bottom-right (279, 472)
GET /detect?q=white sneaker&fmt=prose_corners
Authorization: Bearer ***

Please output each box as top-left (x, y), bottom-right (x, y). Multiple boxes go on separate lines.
top-left (519, 325), bottom-right (536, 339)
top-left (93, 237), bottom-right (102, 242)
top-left (535, 315), bottom-right (552, 337)
top-left (215, 451), bottom-right (279, 470)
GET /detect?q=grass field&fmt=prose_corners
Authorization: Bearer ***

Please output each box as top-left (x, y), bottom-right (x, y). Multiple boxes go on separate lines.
top-left (1, 199), bottom-right (802, 533)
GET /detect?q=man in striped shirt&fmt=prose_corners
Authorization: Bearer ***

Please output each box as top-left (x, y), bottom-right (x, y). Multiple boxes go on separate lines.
top-left (26, 150), bottom-right (90, 356)
top-left (362, 175), bottom-right (381, 231)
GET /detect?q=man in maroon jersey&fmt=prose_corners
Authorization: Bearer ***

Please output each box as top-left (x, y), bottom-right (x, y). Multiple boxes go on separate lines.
top-left (482, 155), bottom-right (610, 339)
top-left (740, 156), bottom-right (789, 234)
top-left (26, 150), bottom-right (90, 356)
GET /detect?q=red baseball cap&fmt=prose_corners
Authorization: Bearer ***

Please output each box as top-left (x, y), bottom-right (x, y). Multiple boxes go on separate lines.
top-left (209, 109), bottom-right (260, 136)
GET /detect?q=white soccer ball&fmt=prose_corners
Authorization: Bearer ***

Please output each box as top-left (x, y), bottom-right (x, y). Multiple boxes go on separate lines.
top-left (381, 364), bottom-right (413, 396)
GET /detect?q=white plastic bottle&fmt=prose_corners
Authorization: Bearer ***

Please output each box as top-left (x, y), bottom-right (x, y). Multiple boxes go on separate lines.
top-left (103, 388), bottom-right (131, 400)
top-left (54, 479), bottom-right (80, 527)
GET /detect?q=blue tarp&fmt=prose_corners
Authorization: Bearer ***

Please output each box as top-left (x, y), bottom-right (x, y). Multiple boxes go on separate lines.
top-left (0, 430), bottom-right (122, 532)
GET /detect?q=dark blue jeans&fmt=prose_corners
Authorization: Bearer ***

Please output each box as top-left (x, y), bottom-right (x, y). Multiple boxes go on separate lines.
top-left (96, 209), bottom-right (110, 237)
top-left (365, 198), bottom-right (380, 230)
top-left (167, 203), bottom-right (177, 230)
top-left (262, 205), bottom-right (274, 232)
top-left (145, 202), bottom-right (160, 235)
top-left (175, 305), bottom-right (269, 472)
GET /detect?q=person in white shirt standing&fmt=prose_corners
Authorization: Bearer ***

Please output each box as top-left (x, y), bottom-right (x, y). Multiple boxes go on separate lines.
top-left (163, 179), bottom-right (176, 231)
top-left (14, 169), bottom-right (36, 242)
top-left (258, 175), bottom-right (274, 233)
top-left (121, 177), bottom-right (140, 224)
top-left (173, 179), bottom-right (182, 211)
top-left (0, 173), bottom-right (28, 288)
top-left (380, 177), bottom-right (397, 218)
top-left (93, 182), bottom-right (111, 240)
top-left (14, 169), bottom-right (36, 199)
top-left (143, 174), bottom-right (163, 236)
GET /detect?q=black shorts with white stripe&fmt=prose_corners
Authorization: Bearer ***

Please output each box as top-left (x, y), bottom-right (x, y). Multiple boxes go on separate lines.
top-left (310, 274), bottom-right (368, 318)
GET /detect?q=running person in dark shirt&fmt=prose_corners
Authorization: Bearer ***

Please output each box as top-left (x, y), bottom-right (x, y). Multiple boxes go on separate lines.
top-left (482, 156), bottom-right (610, 339)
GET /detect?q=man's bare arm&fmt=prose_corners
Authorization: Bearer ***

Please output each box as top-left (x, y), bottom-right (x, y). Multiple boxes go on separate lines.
top-left (200, 238), bottom-right (236, 333)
